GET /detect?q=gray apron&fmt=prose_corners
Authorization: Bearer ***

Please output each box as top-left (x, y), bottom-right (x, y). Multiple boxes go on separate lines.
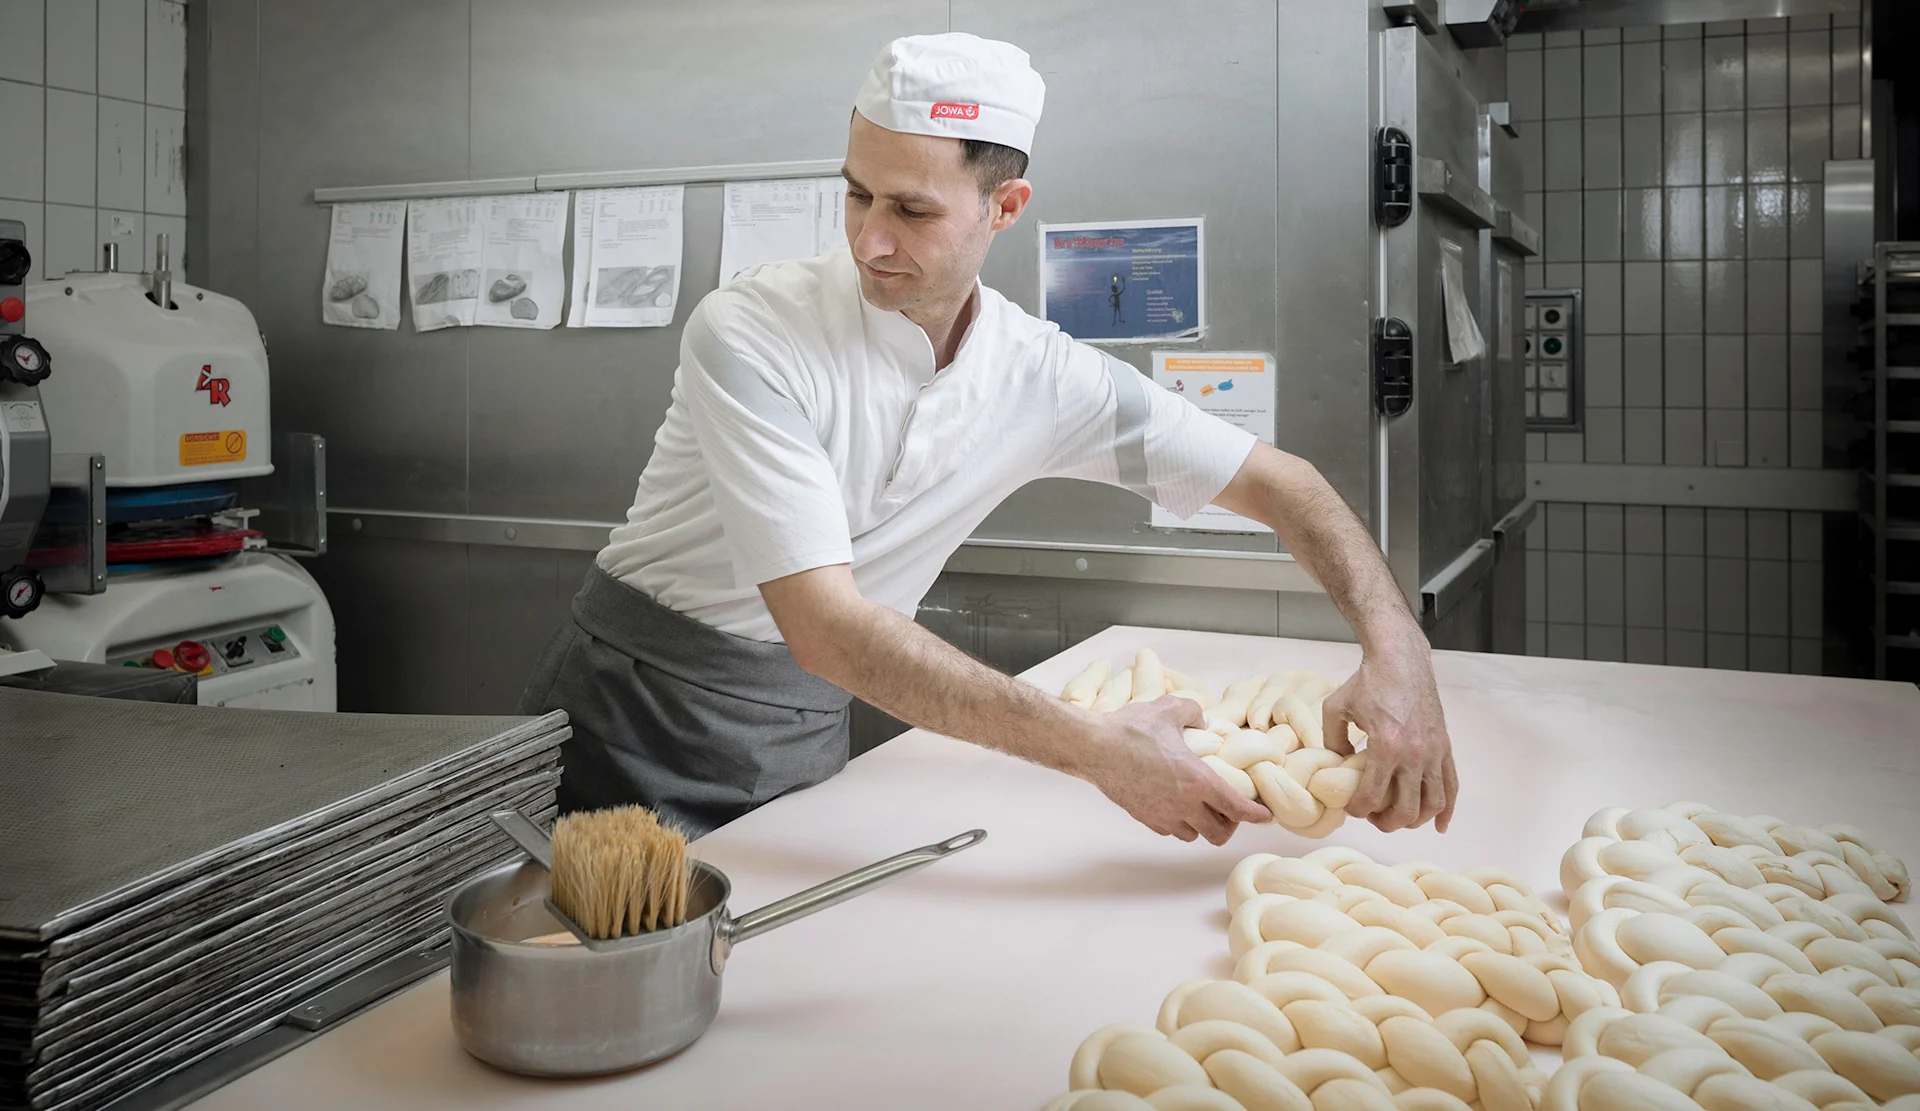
top-left (517, 566), bottom-right (852, 835)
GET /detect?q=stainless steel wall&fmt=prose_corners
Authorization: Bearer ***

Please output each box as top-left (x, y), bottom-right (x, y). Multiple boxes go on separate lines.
top-left (196, 1), bottom-right (1501, 723)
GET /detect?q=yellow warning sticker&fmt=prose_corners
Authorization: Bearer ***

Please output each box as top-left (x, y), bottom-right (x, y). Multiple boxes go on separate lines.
top-left (180, 430), bottom-right (247, 467)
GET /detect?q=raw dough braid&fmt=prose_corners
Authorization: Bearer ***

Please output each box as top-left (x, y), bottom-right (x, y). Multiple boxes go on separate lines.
top-left (1548, 1001), bottom-right (1920, 1109)
top-left (1570, 901), bottom-right (1920, 1029)
top-left (1044, 971), bottom-right (1553, 1111)
top-left (1185, 729), bottom-right (1370, 839)
top-left (1064, 650), bottom-right (1220, 713)
top-left (1563, 803), bottom-right (1911, 907)
top-left (1223, 848), bottom-right (1618, 1045)
top-left (1061, 654), bottom-right (1373, 838)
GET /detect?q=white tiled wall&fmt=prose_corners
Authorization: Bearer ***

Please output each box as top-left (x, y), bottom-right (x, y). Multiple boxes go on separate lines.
top-left (0, 0), bottom-right (189, 281)
top-left (1509, 13), bottom-right (1862, 673)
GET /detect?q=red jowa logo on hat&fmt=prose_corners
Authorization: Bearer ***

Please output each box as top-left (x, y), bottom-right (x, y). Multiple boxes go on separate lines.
top-left (931, 102), bottom-right (980, 120)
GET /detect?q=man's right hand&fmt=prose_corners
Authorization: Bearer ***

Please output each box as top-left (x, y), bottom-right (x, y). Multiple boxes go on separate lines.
top-left (1086, 696), bottom-right (1273, 845)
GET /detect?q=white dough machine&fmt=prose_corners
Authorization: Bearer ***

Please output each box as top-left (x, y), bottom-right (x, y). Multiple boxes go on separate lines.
top-left (0, 231), bottom-right (335, 710)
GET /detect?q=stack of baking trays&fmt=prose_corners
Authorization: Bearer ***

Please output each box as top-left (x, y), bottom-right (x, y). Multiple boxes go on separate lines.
top-left (0, 688), bottom-right (570, 1111)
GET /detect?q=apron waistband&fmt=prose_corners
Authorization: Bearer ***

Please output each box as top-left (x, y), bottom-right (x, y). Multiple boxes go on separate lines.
top-left (570, 566), bottom-right (853, 714)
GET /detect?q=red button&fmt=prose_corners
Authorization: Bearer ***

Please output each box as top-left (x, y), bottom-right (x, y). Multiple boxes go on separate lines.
top-left (175, 640), bottom-right (211, 673)
top-left (151, 648), bottom-right (175, 670)
top-left (0, 298), bottom-right (21, 323)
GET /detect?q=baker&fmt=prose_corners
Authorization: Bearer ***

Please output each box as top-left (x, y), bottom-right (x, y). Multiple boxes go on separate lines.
top-left (521, 33), bottom-right (1457, 843)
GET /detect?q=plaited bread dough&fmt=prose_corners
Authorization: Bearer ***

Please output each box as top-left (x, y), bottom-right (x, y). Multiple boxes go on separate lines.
top-left (1551, 999), bottom-right (1920, 1108)
top-left (1132, 650), bottom-right (1169, 704)
top-left (1064, 659), bottom-right (1114, 708)
top-left (1222, 848), bottom-right (1618, 1046)
top-left (1205, 676), bottom-right (1269, 733)
top-left (1569, 902), bottom-right (1920, 1031)
top-left (1563, 804), bottom-right (1910, 909)
top-left (1183, 727), bottom-right (1371, 839)
top-left (1060, 656), bottom-right (1369, 838)
top-left (1046, 971), bottom-right (1554, 1111)
top-left (1092, 669), bottom-right (1135, 713)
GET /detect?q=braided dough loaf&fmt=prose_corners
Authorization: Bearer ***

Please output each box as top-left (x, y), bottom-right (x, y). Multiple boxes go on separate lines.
top-left (1066, 650), bottom-right (1222, 713)
top-left (1562, 803), bottom-right (1911, 908)
top-left (1225, 848), bottom-right (1619, 1046)
top-left (1184, 727), bottom-right (1369, 839)
top-left (1060, 653), bottom-right (1367, 838)
top-left (1043, 971), bottom-right (1554, 1111)
top-left (1549, 1000), bottom-right (1920, 1109)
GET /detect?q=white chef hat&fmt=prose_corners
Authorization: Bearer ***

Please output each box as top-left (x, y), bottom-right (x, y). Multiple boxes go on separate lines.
top-left (854, 33), bottom-right (1046, 155)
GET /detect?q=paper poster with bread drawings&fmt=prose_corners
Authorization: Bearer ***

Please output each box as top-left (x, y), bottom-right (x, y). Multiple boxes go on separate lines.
top-left (475, 193), bottom-right (568, 330)
top-left (406, 197), bottom-right (485, 333)
top-left (582, 185), bottom-right (685, 328)
top-left (321, 201), bottom-right (405, 330)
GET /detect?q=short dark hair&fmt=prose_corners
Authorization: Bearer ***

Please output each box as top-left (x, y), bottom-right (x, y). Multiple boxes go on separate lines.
top-left (961, 139), bottom-right (1029, 197)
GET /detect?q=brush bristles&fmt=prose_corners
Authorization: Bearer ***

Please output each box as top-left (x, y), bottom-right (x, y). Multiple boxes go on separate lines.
top-left (549, 805), bottom-right (690, 939)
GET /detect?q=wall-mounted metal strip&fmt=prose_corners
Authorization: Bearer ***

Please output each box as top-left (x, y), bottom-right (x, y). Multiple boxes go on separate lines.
top-left (1490, 498), bottom-right (1540, 549)
top-left (1420, 538), bottom-right (1496, 623)
top-left (536, 159), bottom-right (844, 192)
top-left (1526, 463), bottom-right (1856, 511)
top-left (1414, 156), bottom-right (1496, 230)
top-left (1493, 209), bottom-right (1540, 257)
top-left (312, 160), bottom-right (844, 206)
top-left (946, 537), bottom-right (1324, 594)
top-left (313, 177), bottom-right (539, 204)
top-left (1515, 0), bottom-right (1854, 33)
top-left (325, 509), bottom-right (1328, 594)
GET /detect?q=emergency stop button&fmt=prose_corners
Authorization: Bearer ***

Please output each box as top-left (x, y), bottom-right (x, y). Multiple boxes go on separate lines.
top-left (0, 297), bottom-right (22, 323)
top-left (174, 640), bottom-right (211, 674)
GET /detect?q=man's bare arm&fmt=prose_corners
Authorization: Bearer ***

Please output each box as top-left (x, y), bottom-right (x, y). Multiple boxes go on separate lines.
top-left (1212, 442), bottom-right (1459, 833)
top-left (759, 565), bottom-right (1269, 843)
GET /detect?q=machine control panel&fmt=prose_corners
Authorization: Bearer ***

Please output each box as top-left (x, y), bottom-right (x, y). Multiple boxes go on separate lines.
top-left (112, 623), bottom-right (301, 676)
top-left (1523, 290), bottom-right (1582, 431)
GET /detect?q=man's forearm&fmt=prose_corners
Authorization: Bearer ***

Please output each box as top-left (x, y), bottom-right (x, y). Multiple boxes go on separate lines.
top-left (1221, 445), bottom-right (1422, 652)
top-left (794, 596), bottom-right (1112, 778)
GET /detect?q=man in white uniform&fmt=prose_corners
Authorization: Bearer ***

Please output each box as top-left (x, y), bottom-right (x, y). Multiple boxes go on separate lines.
top-left (521, 33), bottom-right (1457, 841)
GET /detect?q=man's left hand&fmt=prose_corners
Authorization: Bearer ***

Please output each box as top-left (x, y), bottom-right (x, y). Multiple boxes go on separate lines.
top-left (1321, 636), bottom-right (1457, 833)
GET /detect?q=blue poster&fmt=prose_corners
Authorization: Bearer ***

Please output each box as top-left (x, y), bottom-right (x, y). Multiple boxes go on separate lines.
top-left (1039, 218), bottom-right (1205, 344)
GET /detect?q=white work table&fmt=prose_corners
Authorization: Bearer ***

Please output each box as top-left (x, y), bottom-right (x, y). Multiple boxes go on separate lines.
top-left (186, 626), bottom-right (1920, 1110)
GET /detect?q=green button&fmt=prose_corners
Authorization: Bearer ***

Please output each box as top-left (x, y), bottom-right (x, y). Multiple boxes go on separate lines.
top-left (265, 626), bottom-right (286, 644)
top-left (123, 660), bottom-right (142, 667)
top-left (1542, 337), bottom-right (1564, 356)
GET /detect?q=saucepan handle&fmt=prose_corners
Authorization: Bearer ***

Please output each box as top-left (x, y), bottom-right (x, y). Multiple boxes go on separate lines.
top-left (717, 829), bottom-right (986, 954)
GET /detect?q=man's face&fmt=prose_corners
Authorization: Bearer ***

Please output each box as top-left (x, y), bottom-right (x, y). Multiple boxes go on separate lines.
top-left (841, 113), bottom-right (1023, 319)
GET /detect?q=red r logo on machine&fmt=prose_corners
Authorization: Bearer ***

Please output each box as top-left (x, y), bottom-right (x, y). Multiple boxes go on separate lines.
top-left (196, 364), bottom-right (231, 407)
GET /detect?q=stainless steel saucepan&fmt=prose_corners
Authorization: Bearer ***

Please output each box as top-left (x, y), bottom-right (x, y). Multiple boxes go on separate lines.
top-left (446, 811), bottom-right (985, 1077)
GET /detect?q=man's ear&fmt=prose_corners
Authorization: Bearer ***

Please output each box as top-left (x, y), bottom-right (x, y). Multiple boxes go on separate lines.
top-left (989, 178), bottom-right (1033, 233)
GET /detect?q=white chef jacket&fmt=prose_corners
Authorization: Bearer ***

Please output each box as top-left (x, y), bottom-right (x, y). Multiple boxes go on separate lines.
top-left (597, 247), bottom-right (1257, 642)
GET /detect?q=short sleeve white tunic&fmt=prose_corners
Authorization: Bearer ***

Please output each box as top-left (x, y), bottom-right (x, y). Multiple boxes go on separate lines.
top-left (597, 247), bottom-right (1256, 642)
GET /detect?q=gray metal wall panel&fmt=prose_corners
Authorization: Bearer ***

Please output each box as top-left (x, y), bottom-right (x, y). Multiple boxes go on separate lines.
top-left (305, 533), bottom-right (591, 714)
top-left (466, 0), bottom-right (943, 177)
top-left (1381, 27), bottom-right (1424, 598)
top-left (959, 0), bottom-right (1290, 552)
top-left (252, 0), bottom-right (475, 512)
top-left (1272, 1), bottom-right (1381, 528)
top-left (461, 0), bottom-right (945, 519)
top-left (202, 0), bottom-right (260, 300)
top-left (300, 535), bottom-right (474, 714)
top-left (1488, 532), bottom-right (1526, 655)
top-left (466, 545), bottom-right (594, 712)
top-left (1414, 33), bottom-right (1494, 580)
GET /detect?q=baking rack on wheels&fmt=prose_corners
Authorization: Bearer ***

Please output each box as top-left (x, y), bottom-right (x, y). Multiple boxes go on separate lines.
top-left (1855, 242), bottom-right (1920, 682)
top-left (156, 626), bottom-right (1920, 1111)
top-left (0, 690), bottom-right (569, 1111)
